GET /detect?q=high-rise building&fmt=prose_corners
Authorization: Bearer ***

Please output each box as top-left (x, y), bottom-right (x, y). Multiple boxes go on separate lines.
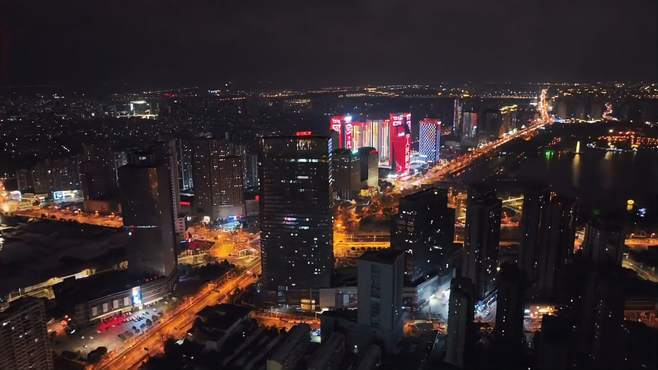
top-left (577, 269), bottom-right (625, 369)
top-left (30, 157), bottom-right (81, 194)
top-left (260, 134), bottom-right (333, 292)
top-left (582, 218), bottom-right (625, 268)
top-left (329, 114), bottom-right (409, 173)
top-left (418, 118), bottom-right (441, 163)
top-left (392, 187), bottom-right (455, 283)
top-left (119, 153), bottom-right (177, 277)
top-left (499, 104), bottom-right (519, 136)
top-left (357, 147), bottom-right (378, 188)
top-left (519, 187), bottom-right (577, 299)
top-left (0, 298), bottom-right (54, 370)
top-left (174, 139), bottom-right (194, 191)
top-left (453, 99), bottom-right (463, 135)
top-left (191, 139), bottom-right (245, 221)
top-left (462, 187), bottom-right (501, 298)
top-left (494, 263), bottom-right (525, 348)
top-left (461, 111), bottom-right (478, 140)
top-left (389, 113), bottom-right (412, 174)
top-left (536, 315), bottom-right (570, 370)
top-left (80, 143), bottom-right (119, 201)
top-left (357, 249), bottom-right (404, 352)
top-left (445, 277), bottom-right (475, 369)
top-left (332, 149), bottom-right (361, 200)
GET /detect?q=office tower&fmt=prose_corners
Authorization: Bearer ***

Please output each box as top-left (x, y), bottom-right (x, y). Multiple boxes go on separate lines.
top-left (418, 118), bottom-right (441, 163)
top-left (494, 263), bottom-right (525, 348)
top-left (461, 111), bottom-right (478, 140)
top-left (445, 277), bottom-right (475, 369)
top-left (392, 187), bottom-right (455, 283)
top-left (357, 249), bottom-right (404, 352)
top-left (332, 149), bottom-right (361, 200)
top-left (174, 139), bottom-right (194, 191)
top-left (582, 218), bottom-right (624, 268)
top-left (462, 186), bottom-right (502, 298)
top-left (119, 153), bottom-right (177, 277)
top-left (260, 134), bottom-right (333, 291)
top-left (519, 188), bottom-right (577, 299)
top-left (357, 147), bottom-right (378, 188)
top-left (191, 139), bottom-right (245, 221)
top-left (389, 113), bottom-right (412, 174)
top-left (0, 298), bottom-right (54, 370)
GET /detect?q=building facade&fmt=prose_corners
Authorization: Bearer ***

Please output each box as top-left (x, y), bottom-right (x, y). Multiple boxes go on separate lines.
top-left (191, 139), bottom-right (245, 221)
top-left (392, 187), bottom-right (455, 284)
top-left (119, 155), bottom-right (177, 278)
top-left (0, 298), bottom-right (53, 370)
top-left (259, 134), bottom-right (334, 293)
top-left (418, 118), bottom-right (441, 163)
top-left (462, 187), bottom-right (502, 298)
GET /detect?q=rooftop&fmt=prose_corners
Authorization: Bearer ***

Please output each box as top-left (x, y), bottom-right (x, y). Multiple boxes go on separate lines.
top-left (358, 249), bottom-right (404, 265)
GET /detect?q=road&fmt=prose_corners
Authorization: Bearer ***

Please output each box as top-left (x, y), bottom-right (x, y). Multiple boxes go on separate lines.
top-left (12, 206), bottom-right (123, 228)
top-left (397, 118), bottom-right (551, 193)
top-left (250, 310), bottom-right (321, 331)
top-left (94, 258), bottom-right (261, 370)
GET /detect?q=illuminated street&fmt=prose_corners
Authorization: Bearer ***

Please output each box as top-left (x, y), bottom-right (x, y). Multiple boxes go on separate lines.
top-left (93, 258), bottom-right (260, 370)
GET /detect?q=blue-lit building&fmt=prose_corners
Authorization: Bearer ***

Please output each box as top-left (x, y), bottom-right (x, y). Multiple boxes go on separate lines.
top-left (418, 119), bottom-right (441, 164)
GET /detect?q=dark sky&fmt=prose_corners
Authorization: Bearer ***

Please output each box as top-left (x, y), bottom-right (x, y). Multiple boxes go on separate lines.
top-left (1, 0), bottom-right (656, 88)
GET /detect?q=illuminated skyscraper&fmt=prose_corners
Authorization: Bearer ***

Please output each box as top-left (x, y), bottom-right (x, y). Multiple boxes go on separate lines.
top-left (329, 115), bottom-right (406, 172)
top-left (260, 133), bottom-right (333, 292)
top-left (462, 187), bottom-right (501, 298)
top-left (418, 118), bottom-right (441, 163)
top-left (119, 152), bottom-right (177, 277)
top-left (191, 139), bottom-right (245, 221)
top-left (389, 113), bottom-right (412, 174)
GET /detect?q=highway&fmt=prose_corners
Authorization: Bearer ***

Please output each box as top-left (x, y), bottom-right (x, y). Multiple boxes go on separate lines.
top-left (94, 258), bottom-right (261, 370)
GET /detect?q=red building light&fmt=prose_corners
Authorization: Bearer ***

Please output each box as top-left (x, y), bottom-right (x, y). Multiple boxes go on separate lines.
top-left (295, 131), bottom-right (313, 137)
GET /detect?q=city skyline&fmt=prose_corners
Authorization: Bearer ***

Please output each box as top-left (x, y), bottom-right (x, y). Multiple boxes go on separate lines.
top-left (0, 2), bottom-right (657, 369)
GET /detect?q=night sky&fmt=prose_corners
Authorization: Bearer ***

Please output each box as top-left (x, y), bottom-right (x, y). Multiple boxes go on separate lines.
top-left (1, 0), bottom-right (656, 88)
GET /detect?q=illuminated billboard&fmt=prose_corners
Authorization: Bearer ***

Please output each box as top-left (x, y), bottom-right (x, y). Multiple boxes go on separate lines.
top-left (52, 190), bottom-right (82, 203)
top-left (390, 113), bottom-right (412, 173)
top-left (131, 286), bottom-right (143, 307)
